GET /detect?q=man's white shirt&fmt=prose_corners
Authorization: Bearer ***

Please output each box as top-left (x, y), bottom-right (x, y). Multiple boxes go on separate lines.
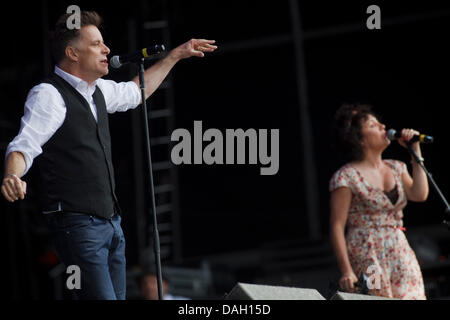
top-left (6, 66), bottom-right (141, 175)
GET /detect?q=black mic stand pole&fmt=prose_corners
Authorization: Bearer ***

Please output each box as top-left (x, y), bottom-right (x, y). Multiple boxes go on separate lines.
top-left (138, 58), bottom-right (164, 300)
top-left (407, 143), bottom-right (450, 229)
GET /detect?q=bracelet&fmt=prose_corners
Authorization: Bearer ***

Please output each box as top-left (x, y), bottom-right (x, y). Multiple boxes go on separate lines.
top-left (411, 157), bottom-right (424, 164)
top-left (6, 173), bottom-right (18, 178)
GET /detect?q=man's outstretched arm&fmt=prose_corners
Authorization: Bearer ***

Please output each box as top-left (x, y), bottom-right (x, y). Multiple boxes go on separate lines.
top-left (132, 39), bottom-right (217, 102)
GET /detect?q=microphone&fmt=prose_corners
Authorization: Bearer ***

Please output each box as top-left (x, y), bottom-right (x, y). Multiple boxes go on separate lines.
top-left (110, 45), bottom-right (166, 68)
top-left (387, 129), bottom-right (434, 144)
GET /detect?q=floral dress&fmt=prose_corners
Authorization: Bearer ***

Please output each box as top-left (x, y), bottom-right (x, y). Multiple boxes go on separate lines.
top-left (329, 159), bottom-right (426, 299)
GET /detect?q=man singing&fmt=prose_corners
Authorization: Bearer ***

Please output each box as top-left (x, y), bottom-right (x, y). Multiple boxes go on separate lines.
top-left (1, 10), bottom-right (217, 300)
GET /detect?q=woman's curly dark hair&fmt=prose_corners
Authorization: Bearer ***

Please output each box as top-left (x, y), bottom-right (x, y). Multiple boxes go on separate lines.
top-left (332, 103), bottom-right (379, 162)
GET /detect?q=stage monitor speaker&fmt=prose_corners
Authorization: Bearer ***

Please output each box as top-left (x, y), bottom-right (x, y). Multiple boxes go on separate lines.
top-left (225, 282), bottom-right (326, 300)
top-left (331, 291), bottom-right (397, 300)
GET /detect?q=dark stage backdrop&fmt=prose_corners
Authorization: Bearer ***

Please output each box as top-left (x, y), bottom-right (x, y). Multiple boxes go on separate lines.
top-left (1, 0), bottom-right (450, 298)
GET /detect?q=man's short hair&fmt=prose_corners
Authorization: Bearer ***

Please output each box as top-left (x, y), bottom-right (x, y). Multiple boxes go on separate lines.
top-left (49, 11), bottom-right (103, 65)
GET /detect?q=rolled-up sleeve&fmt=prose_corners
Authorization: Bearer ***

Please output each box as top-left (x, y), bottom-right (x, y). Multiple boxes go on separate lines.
top-left (99, 79), bottom-right (141, 113)
top-left (5, 84), bottom-right (66, 175)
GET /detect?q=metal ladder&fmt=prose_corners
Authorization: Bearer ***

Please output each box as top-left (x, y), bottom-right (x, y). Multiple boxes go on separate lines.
top-left (129, 1), bottom-right (182, 266)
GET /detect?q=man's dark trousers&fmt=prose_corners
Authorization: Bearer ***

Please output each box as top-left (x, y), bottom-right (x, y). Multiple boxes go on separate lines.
top-left (47, 213), bottom-right (126, 300)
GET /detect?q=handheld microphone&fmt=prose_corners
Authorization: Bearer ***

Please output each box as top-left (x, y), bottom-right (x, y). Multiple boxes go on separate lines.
top-left (387, 129), bottom-right (434, 144)
top-left (110, 45), bottom-right (166, 69)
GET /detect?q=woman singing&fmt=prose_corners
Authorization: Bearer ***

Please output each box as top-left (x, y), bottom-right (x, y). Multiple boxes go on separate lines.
top-left (329, 103), bottom-right (428, 299)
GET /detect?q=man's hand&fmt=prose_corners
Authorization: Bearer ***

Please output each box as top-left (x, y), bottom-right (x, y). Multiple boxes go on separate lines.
top-left (133, 38), bottom-right (217, 101)
top-left (170, 39), bottom-right (217, 61)
top-left (1, 174), bottom-right (27, 202)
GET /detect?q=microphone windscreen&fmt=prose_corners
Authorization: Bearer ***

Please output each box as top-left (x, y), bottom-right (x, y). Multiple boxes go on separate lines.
top-left (110, 56), bottom-right (122, 69)
top-left (387, 129), bottom-right (397, 141)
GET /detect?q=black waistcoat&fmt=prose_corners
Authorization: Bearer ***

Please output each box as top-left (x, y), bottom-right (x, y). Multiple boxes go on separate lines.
top-left (38, 73), bottom-right (120, 219)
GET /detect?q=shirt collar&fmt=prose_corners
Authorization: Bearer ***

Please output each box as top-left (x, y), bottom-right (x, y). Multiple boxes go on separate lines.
top-left (54, 66), bottom-right (98, 97)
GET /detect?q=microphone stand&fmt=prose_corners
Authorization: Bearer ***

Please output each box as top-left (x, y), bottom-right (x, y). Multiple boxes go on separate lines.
top-left (407, 143), bottom-right (450, 229)
top-left (138, 58), bottom-right (164, 300)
